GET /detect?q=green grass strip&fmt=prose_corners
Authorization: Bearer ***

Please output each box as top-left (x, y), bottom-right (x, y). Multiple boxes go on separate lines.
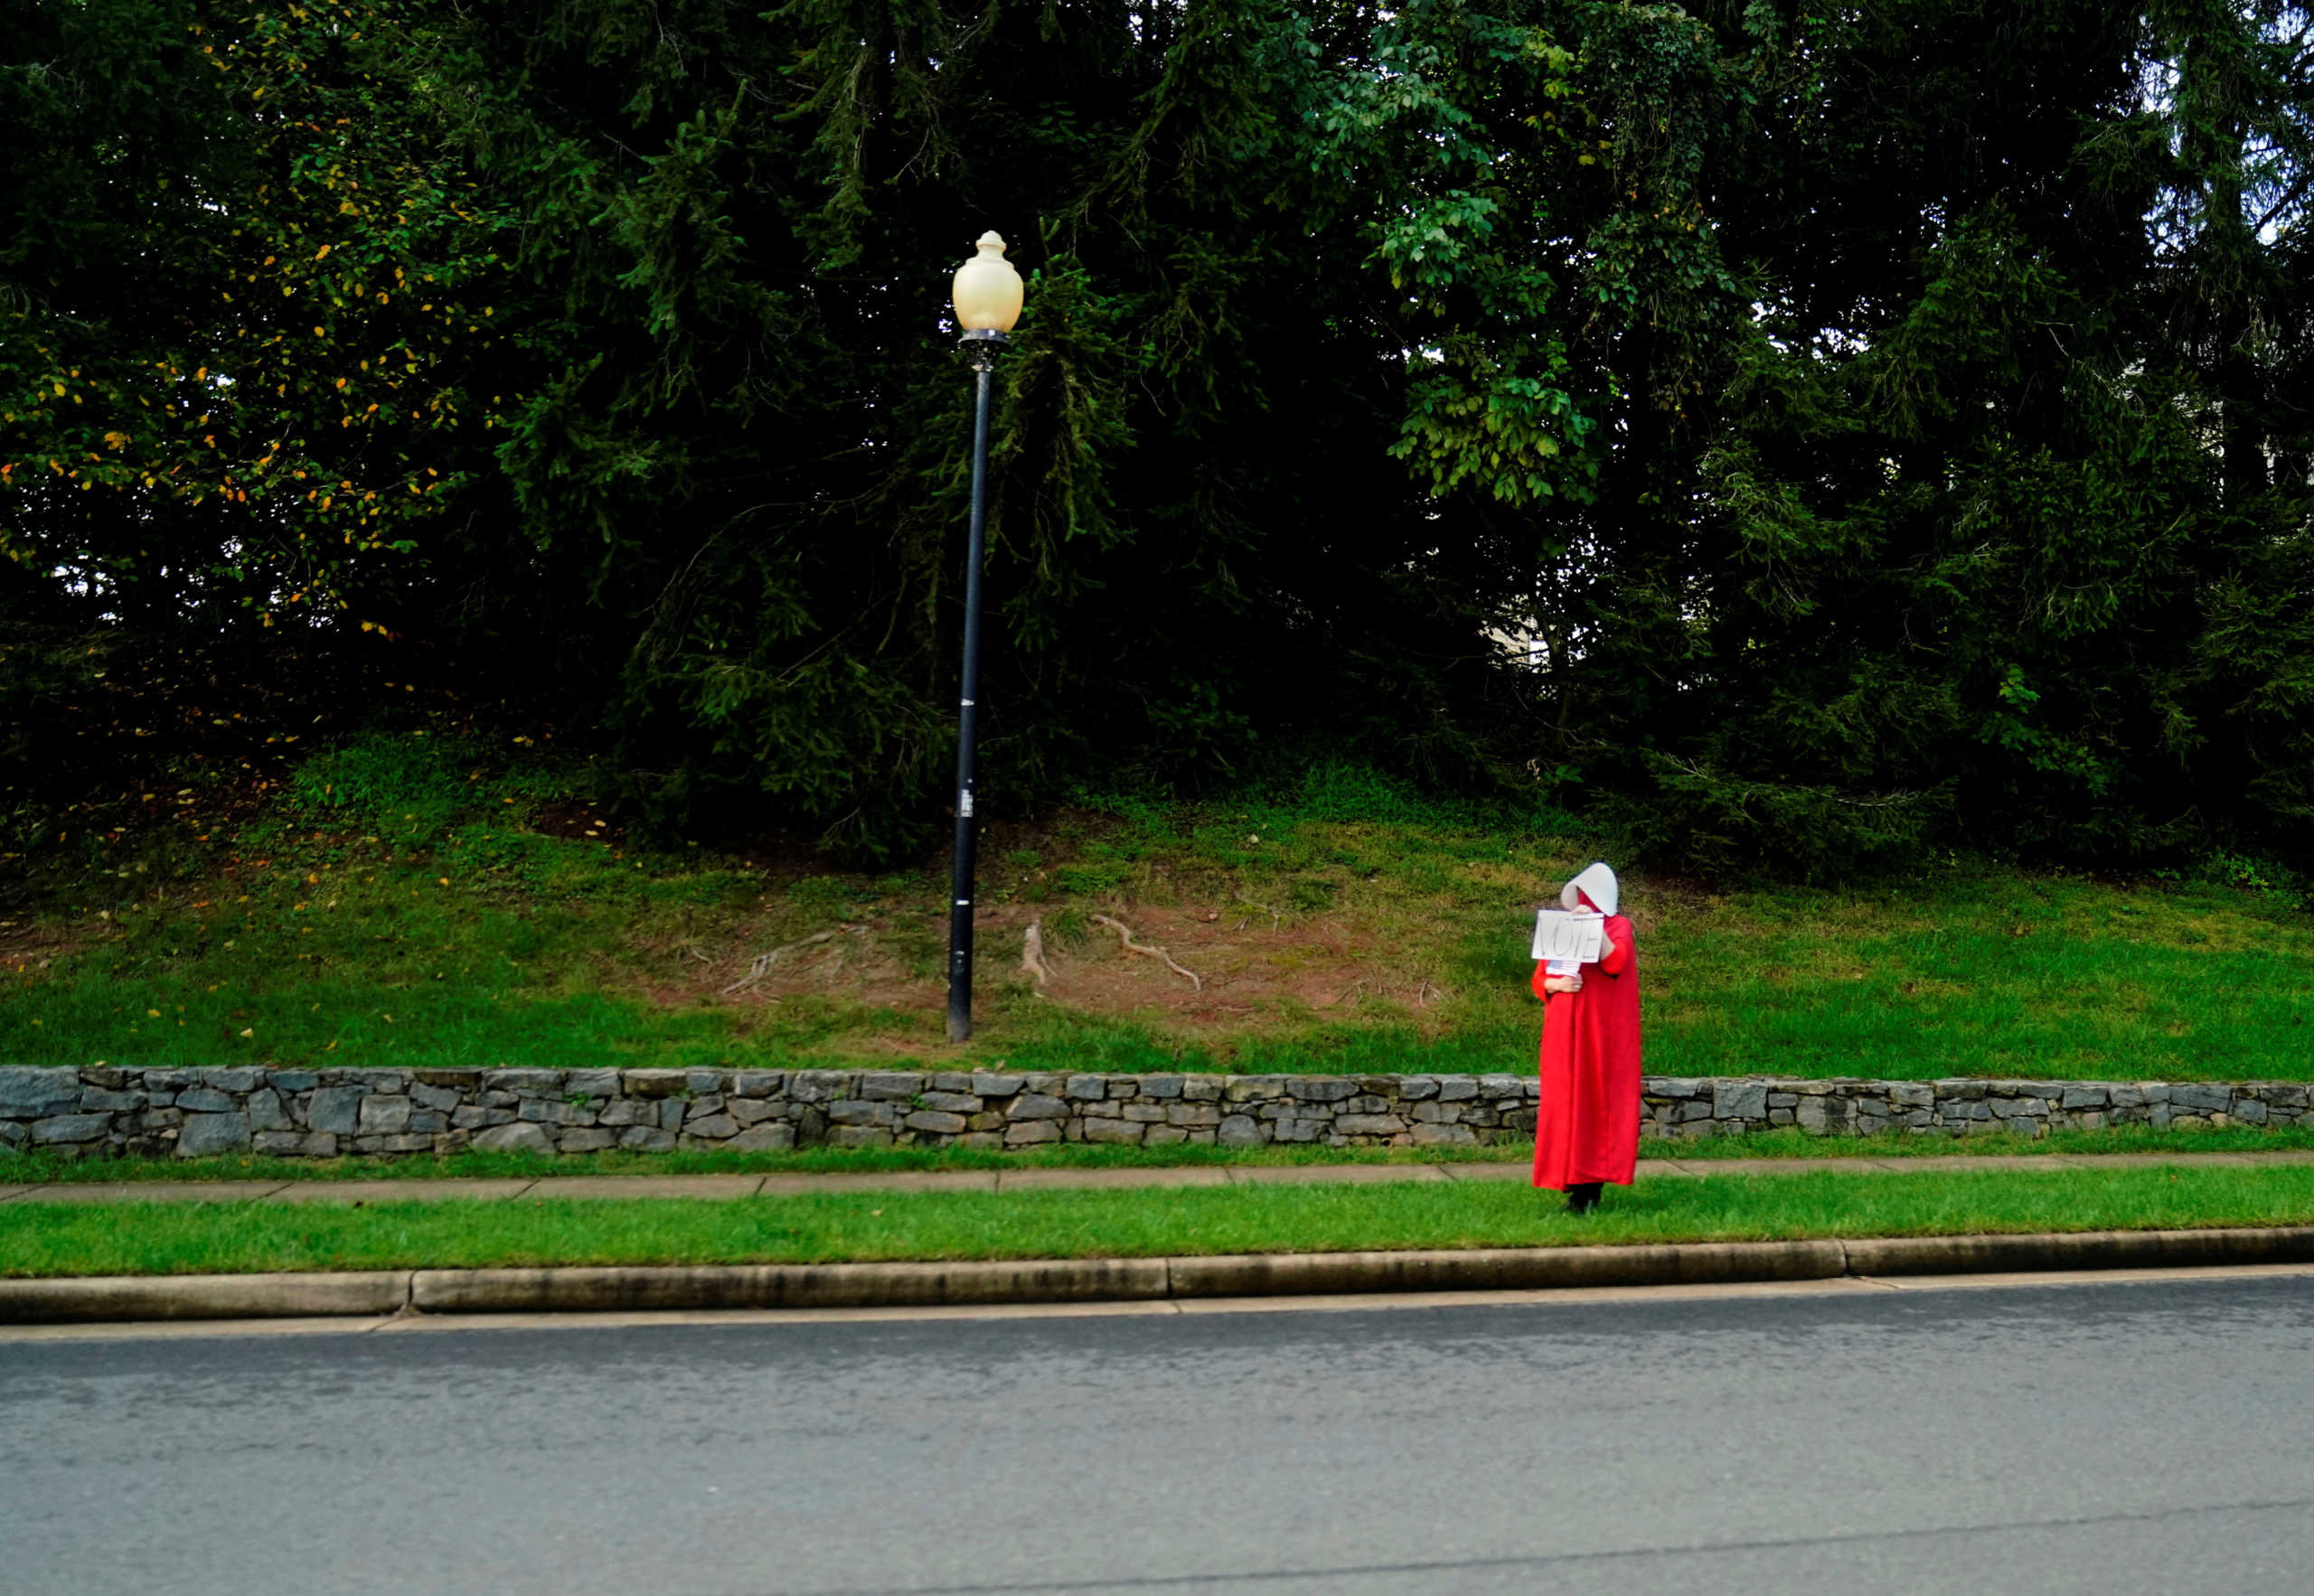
top-left (10, 1164), bottom-right (2314, 1278)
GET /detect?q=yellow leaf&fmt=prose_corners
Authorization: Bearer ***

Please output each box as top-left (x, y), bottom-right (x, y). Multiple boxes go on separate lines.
top-left (315, 244), bottom-right (331, 260)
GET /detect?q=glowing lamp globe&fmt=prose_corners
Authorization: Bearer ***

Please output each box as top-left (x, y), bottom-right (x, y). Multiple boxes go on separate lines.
top-left (952, 231), bottom-right (1023, 335)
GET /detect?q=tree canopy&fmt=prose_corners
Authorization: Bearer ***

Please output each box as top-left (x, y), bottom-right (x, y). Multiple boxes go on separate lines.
top-left (4, 0), bottom-right (2310, 873)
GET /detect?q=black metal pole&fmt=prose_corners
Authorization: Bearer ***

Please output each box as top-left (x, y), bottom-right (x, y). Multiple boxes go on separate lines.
top-left (947, 333), bottom-right (1002, 1043)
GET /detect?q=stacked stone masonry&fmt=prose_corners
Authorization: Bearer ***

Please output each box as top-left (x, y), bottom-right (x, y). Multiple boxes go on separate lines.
top-left (0, 1066), bottom-right (2303, 1161)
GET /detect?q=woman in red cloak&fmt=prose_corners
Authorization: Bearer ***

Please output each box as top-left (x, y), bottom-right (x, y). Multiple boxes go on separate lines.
top-left (1532, 861), bottom-right (1642, 1212)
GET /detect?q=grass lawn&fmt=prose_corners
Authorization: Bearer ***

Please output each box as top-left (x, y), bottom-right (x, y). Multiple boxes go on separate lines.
top-left (4, 736), bottom-right (2309, 1081)
top-left (7, 1163), bottom-right (2314, 1277)
top-left (11, 1122), bottom-right (2314, 1186)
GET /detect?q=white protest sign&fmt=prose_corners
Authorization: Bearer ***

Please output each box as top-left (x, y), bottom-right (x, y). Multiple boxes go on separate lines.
top-left (1531, 909), bottom-right (1605, 972)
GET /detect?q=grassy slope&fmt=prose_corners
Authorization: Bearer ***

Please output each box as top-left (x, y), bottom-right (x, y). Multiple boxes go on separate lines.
top-left (7, 1164), bottom-right (2314, 1276)
top-left (2, 736), bottom-right (2309, 1080)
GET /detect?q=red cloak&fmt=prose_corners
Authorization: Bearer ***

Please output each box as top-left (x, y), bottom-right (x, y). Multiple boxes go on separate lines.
top-left (1531, 912), bottom-right (1642, 1190)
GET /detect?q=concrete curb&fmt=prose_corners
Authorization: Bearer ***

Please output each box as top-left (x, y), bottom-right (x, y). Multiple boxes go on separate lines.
top-left (10, 1227), bottom-right (2314, 1323)
top-left (407, 1258), bottom-right (1172, 1314)
top-left (1163, 1239), bottom-right (1848, 1298)
top-left (1842, 1225), bottom-right (2314, 1276)
top-left (0, 1271), bottom-right (411, 1324)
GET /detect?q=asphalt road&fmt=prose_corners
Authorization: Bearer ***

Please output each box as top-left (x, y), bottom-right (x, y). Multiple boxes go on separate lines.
top-left (8, 1276), bottom-right (2314, 1595)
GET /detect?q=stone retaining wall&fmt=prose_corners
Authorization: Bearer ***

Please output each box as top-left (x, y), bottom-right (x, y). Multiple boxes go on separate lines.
top-left (1, 1066), bottom-right (2306, 1162)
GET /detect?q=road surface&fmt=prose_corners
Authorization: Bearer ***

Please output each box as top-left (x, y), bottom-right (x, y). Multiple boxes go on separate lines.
top-left (7, 1274), bottom-right (2314, 1593)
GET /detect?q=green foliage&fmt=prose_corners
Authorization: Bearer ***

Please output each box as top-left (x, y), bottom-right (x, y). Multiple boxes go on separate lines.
top-left (285, 729), bottom-right (594, 848)
top-left (287, 733), bottom-right (481, 839)
top-left (1629, 755), bottom-right (1950, 882)
top-left (2, 0), bottom-right (2310, 881)
top-left (0, 0), bottom-right (518, 631)
top-left (1534, 0), bottom-right (2314, 878)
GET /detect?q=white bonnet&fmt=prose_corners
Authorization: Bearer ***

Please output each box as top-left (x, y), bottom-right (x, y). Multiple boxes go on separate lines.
top-left (1559, 861), bottom-right (1619, 916)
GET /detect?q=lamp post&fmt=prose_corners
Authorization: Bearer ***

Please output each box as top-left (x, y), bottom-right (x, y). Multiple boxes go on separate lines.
top-left (945, 231), bottom-right (1024, 1044)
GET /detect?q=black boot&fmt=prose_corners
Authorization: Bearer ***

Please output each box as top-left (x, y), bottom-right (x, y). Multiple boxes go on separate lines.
top-left (1565, 1181), bottom-right (1603, 1215)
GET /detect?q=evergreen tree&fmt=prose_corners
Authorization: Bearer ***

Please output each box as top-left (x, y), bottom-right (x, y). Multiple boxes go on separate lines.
top-left (3, 0), bottom-right (2309, 873)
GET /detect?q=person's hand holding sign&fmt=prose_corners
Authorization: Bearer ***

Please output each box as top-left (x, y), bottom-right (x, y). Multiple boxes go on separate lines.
top-left (1531, 905), bottom-right (1604, 983)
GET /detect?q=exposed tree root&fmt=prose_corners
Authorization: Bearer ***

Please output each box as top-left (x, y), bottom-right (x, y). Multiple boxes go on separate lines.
top-left (1022, 921), bottom-right (1055, 990)
top-left (723, 930), bottom-right (838, 995)
top-left (1092, 914), bottom-right (1202, 990)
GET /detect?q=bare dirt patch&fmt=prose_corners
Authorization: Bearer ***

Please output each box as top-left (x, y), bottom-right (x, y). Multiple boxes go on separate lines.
top-left (529, 799), bottom-right (625, 845)
top-left (0, 915), bottom-right (89, 978)
top-left (665, 899), bottom-right (1464, 1033)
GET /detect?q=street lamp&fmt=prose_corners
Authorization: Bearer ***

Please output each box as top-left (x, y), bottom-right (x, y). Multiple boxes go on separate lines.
top-left (945, 231), bottom-right (1023, 1043)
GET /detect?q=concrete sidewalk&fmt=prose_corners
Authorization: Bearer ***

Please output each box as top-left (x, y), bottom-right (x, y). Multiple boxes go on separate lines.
top-left (6, 1148), bottom-right (2313, 1206)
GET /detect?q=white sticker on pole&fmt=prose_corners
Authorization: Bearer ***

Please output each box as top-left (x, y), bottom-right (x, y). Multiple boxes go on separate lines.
top-left (1531, 909), bottom-right (1604, 973)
